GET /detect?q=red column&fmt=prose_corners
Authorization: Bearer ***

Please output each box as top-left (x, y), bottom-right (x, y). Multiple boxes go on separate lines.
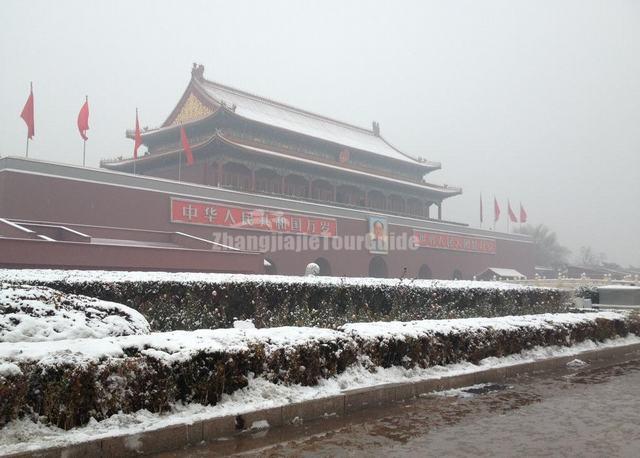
top-left (216, 162), bottom-right (223, 187)
top-left (202, 162), bottom-right (208, 185)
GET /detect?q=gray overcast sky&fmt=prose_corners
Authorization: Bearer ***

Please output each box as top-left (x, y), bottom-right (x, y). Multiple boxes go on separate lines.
top-left (1, 0), bottom-right (638, 266)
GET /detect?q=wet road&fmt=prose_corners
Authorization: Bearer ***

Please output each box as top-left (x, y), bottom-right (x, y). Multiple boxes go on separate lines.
top-left (161, 359), bottom-right (640, 457)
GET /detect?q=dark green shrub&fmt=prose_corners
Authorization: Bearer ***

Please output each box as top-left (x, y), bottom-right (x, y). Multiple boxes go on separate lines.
top-left (10, 277), bottom-right (572, 331)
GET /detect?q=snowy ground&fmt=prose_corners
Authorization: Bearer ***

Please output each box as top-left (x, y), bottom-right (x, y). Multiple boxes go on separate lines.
top-left (1, 334), bottom-right (638, 455)
top-left (0, 268), bottom-right (546, 291)
top-left (0, 283), bottom-right (150, 343)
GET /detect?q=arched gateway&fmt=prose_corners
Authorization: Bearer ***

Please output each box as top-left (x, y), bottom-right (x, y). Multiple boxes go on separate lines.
top-left (368, 256), bottom-right (388, 278)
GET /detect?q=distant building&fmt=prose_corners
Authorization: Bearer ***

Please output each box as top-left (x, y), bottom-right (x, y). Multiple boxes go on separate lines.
top-left (477, 268), bottom-right (526, 281)
top-left (534, 266), bottom-right (557, 278)
top-left (564, 264), bottom-right (637, 281)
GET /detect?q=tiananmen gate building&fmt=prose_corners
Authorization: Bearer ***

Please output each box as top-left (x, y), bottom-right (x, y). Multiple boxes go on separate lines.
top-left (0, 64), bottom-right (534, 278)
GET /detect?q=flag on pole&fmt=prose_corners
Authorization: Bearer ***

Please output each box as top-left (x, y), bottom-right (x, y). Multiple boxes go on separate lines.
top-left (21, 83), bottom-right (35, 140)
top-left (508, 200), bottom-right (518, 223)
top-left (77, 97), bottom-right (89, 140)
top-left (520, 203), bottom-right (528, 223)
top-left (133, 108), bottom-right (142, 159)
top-left (180, 126), bottom-right (194, 165)
top-left (479, 193), bottom-right (483, 224)
top-left (494, 197), bottom-right (500, 222)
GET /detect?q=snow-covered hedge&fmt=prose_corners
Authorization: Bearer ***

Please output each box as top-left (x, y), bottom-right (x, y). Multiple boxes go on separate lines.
top-left (1, 311), bottom-right (637, 429)
top-left (0, 284), bottom-right (150, 342)
top-left (0, 270), bottom-right (572, 331)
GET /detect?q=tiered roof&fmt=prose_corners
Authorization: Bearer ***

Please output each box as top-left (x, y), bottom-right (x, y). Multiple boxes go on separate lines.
top-left (151, 64), bottom-right (440, 170)
top-left (104, 64), bottom-right (460, 197)
top-left (192, 74), bottom-right (427, 166)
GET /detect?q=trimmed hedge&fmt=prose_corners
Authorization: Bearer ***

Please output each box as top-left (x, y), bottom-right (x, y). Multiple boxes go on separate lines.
top-left (0, 283), bottom-right (150, 342)
top-left (7, 277), bottom-right (572, 331)
top-left (1, 312), bottom-right (638, 430)
top-left (0, 338), bottom-right (357, 430)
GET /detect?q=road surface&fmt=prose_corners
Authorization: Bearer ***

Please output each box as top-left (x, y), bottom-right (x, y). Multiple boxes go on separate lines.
top-left (160, 358), bottom-right (640, 457)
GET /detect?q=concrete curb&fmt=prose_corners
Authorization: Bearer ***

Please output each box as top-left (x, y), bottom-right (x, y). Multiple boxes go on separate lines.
top-left (8, 342), bottom-right (640, 458)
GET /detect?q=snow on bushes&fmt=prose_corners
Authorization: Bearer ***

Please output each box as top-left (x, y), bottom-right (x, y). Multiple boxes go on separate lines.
top-left (0, 270), bottom-right (572, 331)
top-left (0, 311), bottom-right (637, 429)
top-left (0, 283), bottom-right (150, 343)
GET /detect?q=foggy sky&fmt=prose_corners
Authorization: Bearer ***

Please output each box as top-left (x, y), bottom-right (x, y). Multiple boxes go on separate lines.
top-left (1, 0), bottom-right (638, 266)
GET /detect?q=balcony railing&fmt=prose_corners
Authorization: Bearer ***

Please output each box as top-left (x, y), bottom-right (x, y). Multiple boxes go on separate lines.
top-left (218, 184), bottom-right (467, 226)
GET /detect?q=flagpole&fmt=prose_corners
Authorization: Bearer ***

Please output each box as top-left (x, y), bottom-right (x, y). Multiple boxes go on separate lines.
top-left (519, 202), bottom-right (523, 232)
top-left (82, 95), bottom-right (88, 167)
top-left (23, 81), bottom-right (33, 158)
top-left (479, 193), bottom-right (482, 229)
top-left (492, 195), bottom-right (495, 231)
top-left (133, 107), bottom-right (138, 176)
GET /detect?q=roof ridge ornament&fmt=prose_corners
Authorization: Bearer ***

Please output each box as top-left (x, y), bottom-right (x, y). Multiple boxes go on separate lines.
top-left (372, 121), bottom-right (380, 136)
top-left (191, 63), bottom-right (205, 80)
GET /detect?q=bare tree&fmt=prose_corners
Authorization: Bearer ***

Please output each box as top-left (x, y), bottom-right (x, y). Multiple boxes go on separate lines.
top-left (515, 224), bottom-right (571, 268)
top-left (577, 246), bottom-right (606, 267)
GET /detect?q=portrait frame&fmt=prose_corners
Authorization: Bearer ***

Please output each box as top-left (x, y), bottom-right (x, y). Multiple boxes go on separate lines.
top-left (367, 216), bottom-right (388, 254)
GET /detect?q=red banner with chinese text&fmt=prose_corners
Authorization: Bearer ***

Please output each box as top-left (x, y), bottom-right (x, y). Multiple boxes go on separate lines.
top-left (171, 198), bottom-right (338, 237)
top-left (412, 229), bottom-right (496, 254)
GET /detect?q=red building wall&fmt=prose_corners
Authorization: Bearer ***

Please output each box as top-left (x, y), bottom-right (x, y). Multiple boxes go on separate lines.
top-left (0, 165), bottom-right (534, 279)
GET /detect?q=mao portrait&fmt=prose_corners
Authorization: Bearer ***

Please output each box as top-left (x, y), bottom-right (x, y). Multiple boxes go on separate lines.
top-left (367, 216), bottom-right (388, 254)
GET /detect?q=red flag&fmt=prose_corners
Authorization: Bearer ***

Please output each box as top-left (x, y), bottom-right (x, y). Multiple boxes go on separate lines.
top-left (133, 108), bottom-right (142, 159)
top-left (508, 200), bottom-right (518, 223)
top-left (77, 97), bottom-right (89, 141)
top-left (180, 126), bottom-right (194, 165)
top-left (520, 203), bottom-right (528, 223)
top-left (21, 83), bottom-right (35, 139)
top-left (494, 197), bottom-right (500, 222)
top-left (479, 193), bottom-right (483, 223)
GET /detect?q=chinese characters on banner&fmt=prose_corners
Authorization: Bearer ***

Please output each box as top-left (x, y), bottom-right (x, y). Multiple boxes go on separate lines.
top-left (171, 198), bottom-right (338, 237)
top-left (412, 229), bottom-right (496, 254)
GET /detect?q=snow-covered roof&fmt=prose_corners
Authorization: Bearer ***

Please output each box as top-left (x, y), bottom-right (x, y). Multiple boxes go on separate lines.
top-left (598, 285), bottom-right (640, 291)
top-left (193, 76), bottom-right (429, 166)
top-left (482, 268), bottom-right (525, 278)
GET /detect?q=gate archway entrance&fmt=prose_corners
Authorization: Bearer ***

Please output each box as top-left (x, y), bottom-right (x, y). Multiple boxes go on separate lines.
top-left (368, 256), bottom-right (388, 278)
